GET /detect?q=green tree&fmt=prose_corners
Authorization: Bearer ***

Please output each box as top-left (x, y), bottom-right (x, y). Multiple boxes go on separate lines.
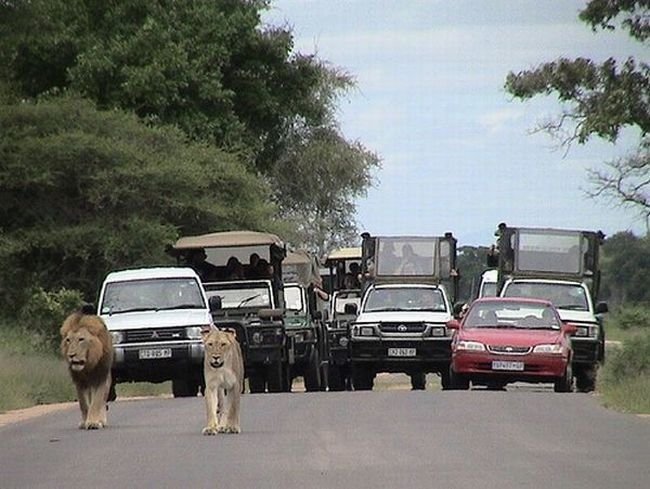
top-left (0, 0), bottom-right (379, 246)
top-left (505, 0), bottom-right (649, 223)
top-left (0, 96), bottom-right (273, 309)
top-left (456, 245), bottom-right (493, 302)
top-left (272, 126), bottom-right (380, 257)
top-left (600, 231), bottom-right (650, 305)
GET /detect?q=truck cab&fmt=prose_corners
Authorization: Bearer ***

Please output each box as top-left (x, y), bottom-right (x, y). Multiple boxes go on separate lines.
top-left (323, 246), bottom-right (362, 390)
top-left (282, 250), bottom-right (329, 391)
top-left (350, 234), bottom-right (458, 390)
top-left (492, 224), bottom-right (608, 392)
top-left (168, 230), bottom-right (289, 393)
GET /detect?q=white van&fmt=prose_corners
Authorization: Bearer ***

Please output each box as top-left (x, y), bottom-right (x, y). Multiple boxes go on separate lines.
top-left (97, 267), bottom-right (213, 397)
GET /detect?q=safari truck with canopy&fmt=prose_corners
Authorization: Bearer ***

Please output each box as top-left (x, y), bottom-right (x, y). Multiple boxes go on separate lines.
top-left (323, 246), bottom-right (363, 391)
top-left (168, 230), bottom-right (288, 393)
top-left (490, 223), bottom-right (608, 392)
top-left (350, 233), bottom-right (458, 390)
top-left (282, 250), bottom-right (329, 391)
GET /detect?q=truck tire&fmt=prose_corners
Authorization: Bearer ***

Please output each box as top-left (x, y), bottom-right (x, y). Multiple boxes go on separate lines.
top-left (352, 366), bottom-right (374, 391)
top-left (410, 372), bottom-right (426, 390)
top-left (575, 365), bottom-right (597, 392)
top-left (267, 361), bottom-right (285, 393)
top-left (328, 365), bottom-right (346, 391)
top-left (303, 350), bottom-right (321, 392)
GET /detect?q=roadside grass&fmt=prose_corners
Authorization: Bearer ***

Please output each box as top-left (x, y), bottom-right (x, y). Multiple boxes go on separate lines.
top-left (598, 375), bottom-right (650, 414)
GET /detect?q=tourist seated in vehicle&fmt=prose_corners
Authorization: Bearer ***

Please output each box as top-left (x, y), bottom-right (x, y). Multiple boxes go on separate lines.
top-left (225, 256), bottom-right (245, 280)
top-left (187, 248), bottom-right (219, 282)
top-left (395, 244), bottom-right (422, 275)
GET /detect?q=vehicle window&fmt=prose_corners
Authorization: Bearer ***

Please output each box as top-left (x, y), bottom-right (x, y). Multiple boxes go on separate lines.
top-left (363, 288), bottom-right (446, 312)
top-left (465, 302), bottom-right (560, 329)
top-left (503, 282), bottom-right (589, 311)
top-left (480, 282), bottom-right (497, 297)
top-left (204, 286), bottom-right (272, 309)
top-left (375, 238), bottom-right (436, 276)
top-left (284, 286), bottom-right (305, 312)
top-left (101, 278), bottom-right (205, 314)
top-left (516, 231), bottom-right (583, 274)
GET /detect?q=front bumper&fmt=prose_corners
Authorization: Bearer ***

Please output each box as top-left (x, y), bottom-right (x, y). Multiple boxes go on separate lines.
top-left (112, 340), bottom-right (204, 383)
top-left (570, 337), bottom-right (602, 365)
top-left (452, 351), bottom-right (569, 383)
top-left (350, 337), bottom-right (452, 371)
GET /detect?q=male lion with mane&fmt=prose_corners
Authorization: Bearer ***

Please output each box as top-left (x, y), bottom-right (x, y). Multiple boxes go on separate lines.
top-left (201, 328), bottom-right (244, 435)
top-left (60, 311), bottom-right (114, 429)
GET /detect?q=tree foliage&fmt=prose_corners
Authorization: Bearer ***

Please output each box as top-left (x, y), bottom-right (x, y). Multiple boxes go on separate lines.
top-left (600, 231), bottom-right (650, 304)
top-left (505, 0), bottom-right (650, 221)
top-left (271, 126), bottom-right (380, 256)
top-left (0, 0), bottom-right (379, 256)
top-left (0, 96), bottom-right (273, 308)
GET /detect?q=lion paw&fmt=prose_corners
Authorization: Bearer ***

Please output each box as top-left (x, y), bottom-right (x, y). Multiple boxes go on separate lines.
top-left (81, 421), bottom-right (104, 430)
top-left (218, 425), bottom-right (241, 434)
top-left (202, 426), bottom-right (219, 436)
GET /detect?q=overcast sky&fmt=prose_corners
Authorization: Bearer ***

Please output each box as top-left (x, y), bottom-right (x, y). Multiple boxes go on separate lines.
top-left (262, 0), bottom-right (648, 246)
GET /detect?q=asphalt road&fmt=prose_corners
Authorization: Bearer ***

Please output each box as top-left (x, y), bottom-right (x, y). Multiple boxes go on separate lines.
top-left (1, 386), bottom-right (648, 489)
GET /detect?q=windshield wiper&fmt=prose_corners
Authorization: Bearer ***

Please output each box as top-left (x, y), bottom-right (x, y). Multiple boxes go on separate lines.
top-left (155, 304), bottom-right (203, 311)
top-left (557, 304), bottom-right (587, 310)
top-left (367, 307), bottom-right (404, 312)
top-left (237, 294), bottom-right (262, 308)
top-left (112, 307), bottom-right (156, 314)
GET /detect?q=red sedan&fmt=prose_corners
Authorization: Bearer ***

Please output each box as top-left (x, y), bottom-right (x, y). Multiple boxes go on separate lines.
top-left (447, 298), bottom-right (575, 392)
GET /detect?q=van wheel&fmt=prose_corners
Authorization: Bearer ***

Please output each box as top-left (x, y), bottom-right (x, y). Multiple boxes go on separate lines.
top-left (448, 365), bottom-right (470, 390)
top-left (410, 372), bottom-right (426, 390)
top-left (575, 365), bottom-right (597, 392)
top-left (267, 361), bottom-right (284, 393)
top-left (172, 378), bottom-right (199, 397)
top-left (328, 365), bottom-right (346, 391)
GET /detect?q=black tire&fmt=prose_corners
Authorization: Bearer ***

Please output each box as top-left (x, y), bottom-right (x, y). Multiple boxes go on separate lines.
top-left (303, 350), bottom-right (322, 392)
top-left (328, 365), bottom-right (346, 391)
top-left (172, 378), bottom-right (199, 398)
top-left (248, 373), bottom-right (266, 393)
top-left (352, 366), bottom-right (374, 391)
top-left (575, 364), bottom-right (597, 393)
top-left (410, 372), bottom-right (426, 390)
top-left (448, 365), bottom-right (470, 390)
top-left (554, 363), bottom-right (573, 393)
top-left (267, 361), bottom-right (285, 393)
top-left (319, 362), bottom-right (329, 391)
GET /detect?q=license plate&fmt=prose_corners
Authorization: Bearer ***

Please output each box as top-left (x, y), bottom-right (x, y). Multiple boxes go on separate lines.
top-left (388, 347), bottom-right (416, 357)
top-left (492, 360), bottom-right (524, 371)
top-left (139, 348), bottom-right (172, 360)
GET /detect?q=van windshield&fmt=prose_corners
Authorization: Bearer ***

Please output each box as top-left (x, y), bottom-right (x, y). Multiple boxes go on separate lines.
top-left (364, 287), bottom-right (446, 313)
top-left (101, 278), bottom-right (206, 314)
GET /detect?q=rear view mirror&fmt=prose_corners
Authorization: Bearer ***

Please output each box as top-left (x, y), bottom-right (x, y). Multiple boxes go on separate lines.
top-left (343, 303), bottom-right (358, 315)
top-left (446, 319), bottom-right (461, 330)
top-left (208, 295), bottom-right (222, 312)
top-left (595, 302), bottom-right (608, 314)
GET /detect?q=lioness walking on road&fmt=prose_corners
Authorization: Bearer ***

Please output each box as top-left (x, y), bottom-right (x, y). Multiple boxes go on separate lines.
top-left (201, 328), bottom-right (244, 435)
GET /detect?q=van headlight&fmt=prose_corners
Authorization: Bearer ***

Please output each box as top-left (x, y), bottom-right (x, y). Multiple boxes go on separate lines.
top-left (574, 325), bottom-right (599, 338)
top-left (428, 325), bottom-right (447, 337)
top-left (185, 326), bottom-right (204, 339)
top-left (110, 331), bottom-right (125, 345)
top-left (353, 324), bottom-right (377, 337)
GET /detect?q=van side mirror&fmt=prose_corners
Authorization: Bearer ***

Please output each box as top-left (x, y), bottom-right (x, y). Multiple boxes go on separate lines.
top-left (80, 303), bottom-right (97, 315)
top-left (343, 303), bottom-right (358, 315)
top-left (208, 295), bottom-right (222, 312)
top-left (595, 302), bottom-right (608, 314)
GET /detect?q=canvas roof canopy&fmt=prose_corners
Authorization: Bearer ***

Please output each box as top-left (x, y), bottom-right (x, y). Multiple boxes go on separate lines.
top-left (172, 230), bottom-right (284, 250)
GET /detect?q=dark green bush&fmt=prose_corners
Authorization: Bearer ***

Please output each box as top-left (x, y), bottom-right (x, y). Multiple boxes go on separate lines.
top-left (602, 331), bottom-right (650, 383)
top-left (18, 287), bottom-right (85, 353)
top-left (612, 305), bottom-right (650, 330)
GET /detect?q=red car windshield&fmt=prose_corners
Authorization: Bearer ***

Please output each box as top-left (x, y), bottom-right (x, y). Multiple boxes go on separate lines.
top-left (465, 302), bottom-right (560, 330)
